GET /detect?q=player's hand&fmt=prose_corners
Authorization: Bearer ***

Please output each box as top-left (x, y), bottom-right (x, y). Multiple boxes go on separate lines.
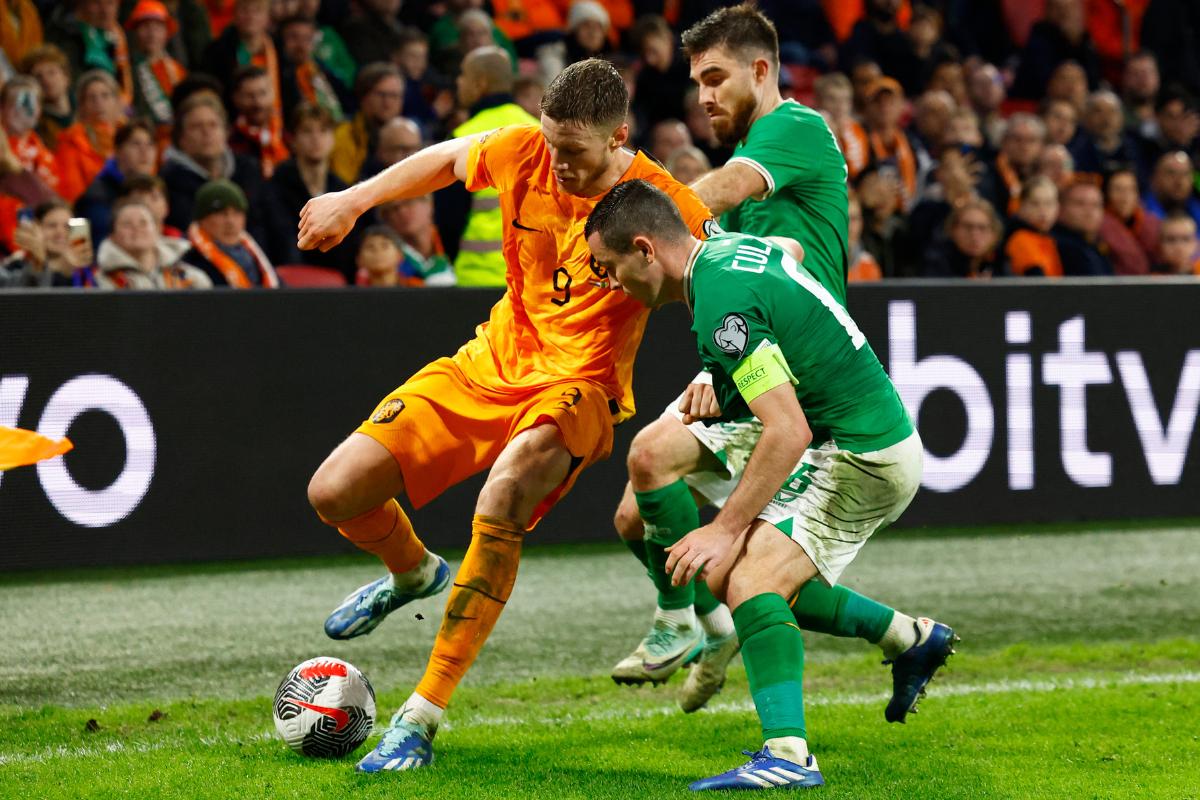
top-left (665, 523), bottom-right (735, 587)
top-left (298, 189), bottom-right (362, 252)
top-left (678, 382), bottom-right (721, 425)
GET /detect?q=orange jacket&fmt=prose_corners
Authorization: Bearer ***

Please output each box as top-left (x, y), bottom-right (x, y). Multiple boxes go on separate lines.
top-left (54, 122), bottom-right (115, 204)
top-left (1005, 225), bottom-right (1063, 278)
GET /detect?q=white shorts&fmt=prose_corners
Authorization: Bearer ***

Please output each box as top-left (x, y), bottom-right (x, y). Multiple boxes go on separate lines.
top-left (759, 432), bottom-right (924, 586)
top-left (662, 394), bottom-right (759, 508)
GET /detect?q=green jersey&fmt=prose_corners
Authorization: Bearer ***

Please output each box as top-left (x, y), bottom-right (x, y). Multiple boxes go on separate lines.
top-left (687, 232), bottom-right (912, 453)
top-left (720, 100), bottom-right (850, 303)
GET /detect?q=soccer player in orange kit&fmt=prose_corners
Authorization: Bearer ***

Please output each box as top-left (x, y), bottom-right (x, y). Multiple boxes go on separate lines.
top-left (296, 58), bottom-right (715, 773)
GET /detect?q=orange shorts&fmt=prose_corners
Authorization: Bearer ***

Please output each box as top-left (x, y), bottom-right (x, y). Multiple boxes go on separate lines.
top-left (356, 356), bottom-right (616, 527)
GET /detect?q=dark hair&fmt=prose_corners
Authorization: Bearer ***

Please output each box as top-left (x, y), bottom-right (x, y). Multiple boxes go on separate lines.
top-left (540, 58), bottom-right (628, 129)
top-left (681, 3), bottom-right (779, 69)
top-left (118, 173), bottom-right (168, 198)
top-left (171, 73), bottom-right (225, 112)
top-left (1156, 83), bottom-right (1197, 114)
top-left (360, 224), bottom-right (404, 250)
top-left (173, 91), bottom-right (227, 145)
top-left (585, 179), bottom-right (689, 254)
top-left (276, 14), bottom-right (316, 35)
top-left (355, 62), bottom-right (402, 101)
top-left (287, 101), bottom-right (335, 133)
top-left (17, 44), bottom-right (70, 75)
top-left (33, 199), bottom-right (70, 221)
top-left (230, 64), bottom-right (269, 94)
top-left (115, 118), bottom-right (155, 148)
top-left (395, 25), bottom-right (428, 50)
top-left (631, 13), bottom-right (672, 50)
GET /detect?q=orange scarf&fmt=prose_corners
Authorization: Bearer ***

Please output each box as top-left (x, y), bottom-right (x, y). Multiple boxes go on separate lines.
top-left (110, 25), bottom-right (134, 107)
top-left (869, 129), bottom-right (917, 209)
top-left (995, 152), bottom-right (1022, 216)
top-left (234, 115), bottom-right (289, 179)
top-left (248, 39), bottom-right (285, 166)
top-left (295, 60), bottom-right (343, 121)
top-left (838, 119), bottom-right (869, 179)
top-left (0, 0), bottom-right (43, 65)
top-left (187, 222), bottom-right (279, 288)
top-left (8, 131), bottom-right (59, 191)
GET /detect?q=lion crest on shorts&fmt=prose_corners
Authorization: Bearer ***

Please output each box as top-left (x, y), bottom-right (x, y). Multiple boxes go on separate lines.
top-left (371, 398), bottom-right (406, 424)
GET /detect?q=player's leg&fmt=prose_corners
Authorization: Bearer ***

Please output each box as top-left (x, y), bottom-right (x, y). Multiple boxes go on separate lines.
top-left (308, 432), bottom-right (449, 640)
top-left (612, 415), bottom-right (734, 690)
top-left (688, 522), bottom-right (824, 791)
top-left (358, 423), bottom-right (573, 773)
top-left (776, 436), bottom-right (957, 725)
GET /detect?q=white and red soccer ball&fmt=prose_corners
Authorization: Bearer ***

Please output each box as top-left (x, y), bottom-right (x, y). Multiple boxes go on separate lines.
top-left (273, 657), bottom-right (376, 757)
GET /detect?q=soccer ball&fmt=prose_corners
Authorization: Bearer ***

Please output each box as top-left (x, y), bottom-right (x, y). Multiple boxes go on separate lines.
top-left (273, 657), bottom-right (376, 758)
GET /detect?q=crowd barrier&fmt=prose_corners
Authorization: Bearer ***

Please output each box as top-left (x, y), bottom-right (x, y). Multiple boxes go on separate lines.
top-left (1, 278), bottom-right (1197, 570)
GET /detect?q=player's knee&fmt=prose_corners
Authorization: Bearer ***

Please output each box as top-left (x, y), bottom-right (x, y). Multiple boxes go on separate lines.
top-left (613, 497), bottom-right (644, 541)
top-left (627, 430), bottom-right (671, 490)
top-left (307, 467), bottom-right (354, 523)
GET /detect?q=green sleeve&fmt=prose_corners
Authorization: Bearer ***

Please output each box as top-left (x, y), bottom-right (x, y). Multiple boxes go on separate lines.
top-left (729, 110), bottom-right (831, 199)
top-left (693, 280), bottom-right (779, 415)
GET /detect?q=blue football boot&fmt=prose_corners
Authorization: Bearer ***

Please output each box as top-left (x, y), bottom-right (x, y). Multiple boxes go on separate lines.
top-left (689, 747), bottom-right (824, 791)
top-left (884, 617), bottom-right (958, 723)
top-left (355, 712), bottom-right (435, 773)
top-left (324, 553), bottom-right (451, 640)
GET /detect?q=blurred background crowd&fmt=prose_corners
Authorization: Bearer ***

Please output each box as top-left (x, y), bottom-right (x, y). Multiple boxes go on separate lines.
top-left (1, 0), bottom-right (1199, 289)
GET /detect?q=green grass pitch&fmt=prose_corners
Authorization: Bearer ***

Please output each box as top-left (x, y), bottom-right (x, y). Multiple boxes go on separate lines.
top-left (2, 522), bottom-right (1199, 799)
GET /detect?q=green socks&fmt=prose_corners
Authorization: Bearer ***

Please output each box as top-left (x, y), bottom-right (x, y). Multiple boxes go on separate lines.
top-left (734, 593), bottom-right (807, 741)
top-left (635, 481), bottom-right (707, 611)
top-left (789, 579), bottom-right (895, 644)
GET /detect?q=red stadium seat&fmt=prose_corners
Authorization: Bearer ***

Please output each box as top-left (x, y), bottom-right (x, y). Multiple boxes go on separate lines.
top-left (275, 265), bottom-right (347, 287)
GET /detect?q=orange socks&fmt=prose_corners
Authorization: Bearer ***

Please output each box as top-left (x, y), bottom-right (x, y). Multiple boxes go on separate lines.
top-left (415, 515), bottom-right (525, 709)
top-left (327, 498), bottom-right (425, 575)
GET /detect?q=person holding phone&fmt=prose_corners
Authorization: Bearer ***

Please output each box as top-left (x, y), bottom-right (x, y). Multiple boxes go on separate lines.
top-left (0, 200), bottom-right (96, 288)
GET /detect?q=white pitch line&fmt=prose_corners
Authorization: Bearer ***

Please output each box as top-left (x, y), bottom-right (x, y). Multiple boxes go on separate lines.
top-left (2, 671), bottom-right (1197, 766)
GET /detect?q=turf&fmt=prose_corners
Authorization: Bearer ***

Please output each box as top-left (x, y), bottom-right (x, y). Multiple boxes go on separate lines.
top-left (2, 523), bottom-right (1199, 798)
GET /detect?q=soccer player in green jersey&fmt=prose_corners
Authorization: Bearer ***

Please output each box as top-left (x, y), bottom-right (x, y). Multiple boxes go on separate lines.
top-left (608, 2), bottom-right (949, 723)
top-left (586, 179), bottom-right (957, 791)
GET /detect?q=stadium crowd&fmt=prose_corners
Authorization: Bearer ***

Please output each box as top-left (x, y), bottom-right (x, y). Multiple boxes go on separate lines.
top-left (1, 0), bottom-right (1199, 289)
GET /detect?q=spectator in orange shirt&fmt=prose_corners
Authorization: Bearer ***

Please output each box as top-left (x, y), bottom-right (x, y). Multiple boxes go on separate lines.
top-left (847, 190), bottom-right (883, 282)
top-left (1005, 175), bottom-right (1065, 277)
top-left (55, 70), bottom-right (126, 204)
top-left (18, 46), bottom-right (75, 152)
top-left (814, 72), bottom-right (869, 178)
top-left (1153, 211), bottom-right (1200, 275)
top-left (1, 76), bottom-right (60, 195)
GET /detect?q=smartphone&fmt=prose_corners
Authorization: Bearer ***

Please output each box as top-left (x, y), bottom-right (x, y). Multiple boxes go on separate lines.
top-left (16, 207), bottom-right (34, 224)
top-left (67, 217), bottom-right (92, 252)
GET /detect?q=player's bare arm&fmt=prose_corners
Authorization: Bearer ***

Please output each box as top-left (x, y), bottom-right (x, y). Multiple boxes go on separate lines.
top-left (665, 383), bottom-right (812, 586)
top-left (689, 158), bottom-right (769, 216)
top-left (298, 134), bottom-right (480, 252)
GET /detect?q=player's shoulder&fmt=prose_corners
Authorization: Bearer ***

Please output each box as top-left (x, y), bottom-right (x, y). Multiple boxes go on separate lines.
top-left (748, 100), bottom-right (830, 139)
top-left (476, 123), bottom-right (543, 154)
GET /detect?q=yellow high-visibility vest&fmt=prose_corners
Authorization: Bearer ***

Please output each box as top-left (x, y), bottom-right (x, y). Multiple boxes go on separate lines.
top-left (452, 103), bottom-right (537, 287)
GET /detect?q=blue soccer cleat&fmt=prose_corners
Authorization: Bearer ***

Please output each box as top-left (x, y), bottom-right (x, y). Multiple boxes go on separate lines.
top-left (324, 554), bottom-right (451, 640)
top-left (689, 747), bottom-right (824, 791)
top-left (355, 713), bottom-right (435, 773)
top-left (884, 617), bottom-right (958, 723)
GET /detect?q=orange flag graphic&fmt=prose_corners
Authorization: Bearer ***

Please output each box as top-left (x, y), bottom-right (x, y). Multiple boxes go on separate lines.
top-left (0, 426), bottom-right (73, 471)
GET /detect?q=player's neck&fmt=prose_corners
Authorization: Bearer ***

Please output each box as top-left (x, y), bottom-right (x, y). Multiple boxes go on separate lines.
top-left (584, 148), bottom-right (636, 199)
top-left (753, 88), bottom-right (785, 127)
top-left (658, 236), bottom-right (700, 304)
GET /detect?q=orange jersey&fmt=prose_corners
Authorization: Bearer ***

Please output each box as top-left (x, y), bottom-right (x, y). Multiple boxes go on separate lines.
top-left (459, 124), bottom-right (714, 421)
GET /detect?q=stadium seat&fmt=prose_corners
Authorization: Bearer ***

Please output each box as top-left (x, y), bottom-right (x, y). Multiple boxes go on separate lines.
top-left (275, 265), bottom-right (348, 287)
